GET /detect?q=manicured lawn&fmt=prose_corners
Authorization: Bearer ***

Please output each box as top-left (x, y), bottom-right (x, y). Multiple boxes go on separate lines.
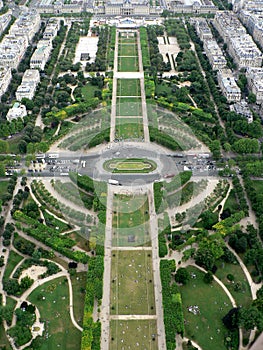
top-left (70, 272), bottom-right (87, 327)
top-left (0, 323), bottom-right (11, 350)
top-left (117, 79), bottom-right (141, 96)
top-left (116, 97), bottom-right (142, 116)
top-left (118, 43), bottom-right (137, 56)
top-left (223, 189), bottom-right (239, 213)
top-left (3, 250), bottom-right (24, 282)
top-left (0, 181), bottom-right (9, 201)
top-left (67, 231), bottom-right (90, 252)
top-left (28, 277), bottom-right (81, 350)
top-left (110, 250), bottom-right (155, 315)
top-left (7, 135), bottom-right (23, 154)
top-left (215, 261), bottom-right (252, 307)
top-left (115, 118), bottom-right (144, 140)
top-left (110, 320), bottom-right (158, 350)
top-left (118, 56), bottom-right (139, 72)
top-left (80, 83), bottom-right (98, 100)
top-left (179, 266), bottom-right (235, 350)
top-left (104, 158), bottom-right (157, 173)
top-left (118, 36), bottom-right (137, 44)
top-left (251, 180), bottom-right (263, 193)
top-left (112, 193), bottom-right (151, 247)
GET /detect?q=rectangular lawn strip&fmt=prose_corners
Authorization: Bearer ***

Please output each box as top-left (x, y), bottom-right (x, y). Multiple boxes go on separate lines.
top-left (116, 97), bottom-right (142, 116)
top-left (118, 56), bottom-right (139, 72)
top-left (110, 250), bottom-right (156, 315)
top-left (117, 79), bottom-right (141, 97)
top-left (179, 266), bottom-right (234, 350)
top-left (0, 324), bottom-right (11, 350)
top-left (215, 261), bottom-right (252, 307)
top-left (0, 181), bottom-right (9, 201)
top-left (70, 272), bottom-right (87, 327)
top-left (118, 43), bottom-right (137, 56)
top-left (112, 193), bottom-right (151, 246)
top-left (251, 180), bottom-right (263, 193)
top-left (110, 320), bottom-right (158, 350)
top-left (118, 36), bottom-right (137, 45)
top-left (112, 193), bottom-right (150, 229)
top-left (28, 276), bottom-right (82, 350)
top-left (3, 250), bottom-right (24, 282)
top-left (115, 118), bottom-right (144, 140)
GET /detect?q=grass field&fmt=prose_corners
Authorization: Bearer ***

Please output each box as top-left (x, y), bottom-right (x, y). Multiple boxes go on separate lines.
top-left (223, 189), bottom-right (239, 214)
top-left (118, 43), bottom-right (137, 57)
top-left (179, 266), bottom-right (234, 350)
top-left (3, 250), bottom-right (24, 282)
top-left (115, 118), bottom-right (144, 140)
top-left (117, 79), bottom-right (141, 96)
top-left (119, 36), bottom-right (137, 44)
top-left (80, 83), bottom-right (98, 100)
top-left (104, 158), bottom-right (157, 174)
top-left (0, 181), bottom-right (9, 202)
top-left (118, 56), bottom-right (139, 72)
top-left (112, 193), bottom-right (151, 247)
top-left (0, 324), bottom-right (11, 350)
top-left (110, 250), bottom-right (155, 315)
top-left (116, 97), bottom-right (142, 116)
top-left (28, 277), bottom-right (81, 350)
top-left (70, 272), bottom-right (87, 327)
top-left (215, 261), bottom-right (252, 307)
top-left (110, 320), bottom-right (158, 350)
top-left (251, 180), bottom-right (263, 193)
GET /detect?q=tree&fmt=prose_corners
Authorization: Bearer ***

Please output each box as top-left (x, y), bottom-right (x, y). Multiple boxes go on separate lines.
top-left (238, 306), bottom-right (263, 331)
top-left (0, 162), bottom-right (5, 177)
top-left (222, 308), bottom-right (239, 330)
top-left (0, 140), bottom-right (9, 153)
top-left (203, 271), bottom-right (213, 284)
top-left (248, 92), bottom-right (256, 104)
top-left (175, 268), bottom-right (190, 285)
top-left (195, 239), bottom-right (224, 271)
top-left (233, 138), bottom-right (259, 154)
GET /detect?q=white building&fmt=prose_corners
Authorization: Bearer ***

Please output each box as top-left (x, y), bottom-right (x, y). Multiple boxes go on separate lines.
top-left (30, 43), bottom-right (52, 70)
top-left (230, 100), bottom-right (253, 123)
top-left (0, 10), bottom-right (12, 36)
top-left (0, 35), bottom-right (28, 69)
top-left (0, 67), bottom-right (12, 98)
top-left (217, 69), bottom-right (241, 102)
top-left (246, 67), bottom-right (263, 104)
top-left (9, 9), bottom-right (40, 43)
top-left (43, 19), bottom-right (60, 41)
top-left (228, 34), bottom-right (262, 68)
top-left (203, 39), bottom-right (227, 70)
top-left (16, 69), bottom-right (40, 101)
top-left (194, 18), bottom-right (213, 41)
top-left (6, 102), bottom-right (27, 122)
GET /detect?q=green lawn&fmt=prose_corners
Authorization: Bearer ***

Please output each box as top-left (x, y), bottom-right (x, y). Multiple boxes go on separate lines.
top-left (112, 193), bottom-right (151, 247)
top-left (223, 189), bottom-right (239, 214)
top-left (118, 43), bottom-right (137, 56)
top-left (0, 180), bottom-right (9, 201)
top-left (3, 250), bottom-right (24, 282)
top-left (0, 323), bottom-right (11, 350)
top-left (70, 272), bottom-right (87, 327)
top-left (119, 36), bottom-right (137, 44)
top-left (80, 83), bottom-right (98, 100)
top-left (115, 118), bottom-right (144, 140)
top-left (179, 266), bottom-right (235, 350)
top-left (251, 180), bottom-right (263, 193)
top-left (116, 97), bottom-right (142, 116)
top-left (215, 261), bottom-right (252, 307)
top-left (7, 135), bottom-right (23, 154)
top-left (117, 79), bottom-right (141, 97)
top-left (118, 56), bottom-right (139, 72)
top-left (110, 250), bottom-right (155, 315)
top-left (28, 277), bottom-right (81, 350)
top-left (110, 320), bottom-right (158, 350)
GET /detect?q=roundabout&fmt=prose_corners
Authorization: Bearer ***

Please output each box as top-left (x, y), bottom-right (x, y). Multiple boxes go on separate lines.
top-left (103, 158), bottom-right (157, 173)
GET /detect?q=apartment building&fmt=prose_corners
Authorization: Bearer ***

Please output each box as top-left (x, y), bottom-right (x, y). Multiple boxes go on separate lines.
top-left (230, 100), bottom-right (253, 123)
top-left (9, 9), bottom-right (40, 42)
top-left (203, 39), bottom-right (227, 70)
top-left (246, 67), bottom-right (263, 104)
top-left (194, 18), bottom-right (213, 41)
top-left (213, 11), bottom-right (262, 69)
top-left (0, 10), bottom-right (12, 36)
top-left (0, 35), bottom-right (28, 69)
top-left (217, 69), bottom-right (241, 102)
top-left (16, 69), bottom-right (40, 101)
top-left (0, 67), bottom-right (12, 98)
